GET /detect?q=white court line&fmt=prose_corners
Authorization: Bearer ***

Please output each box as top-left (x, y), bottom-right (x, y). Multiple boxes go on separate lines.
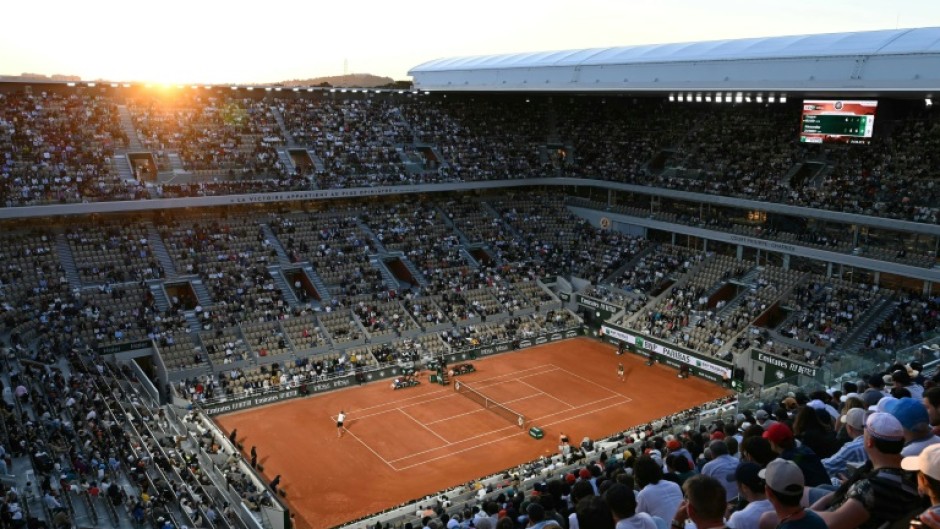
top-left (350, 365), bottom-right (560, 422)
top-left (392, 429), bottom-right (527, 471)
top-left (388, 416), bottom-right (520, 463)
top-left (535, 398), bottom-right (634, 430)
top-left (334, 417), bottom-right (397, 471)
top-left (387, 393), bottom-right (625, 464)
top-left (547, 363), bottom-right (634, 402)
top-left (515, 378), bottom-right (574, 409)
top-left (398, 408), bottom-right (451, 444)
top-left (350, 363), bottom-right (636, 470)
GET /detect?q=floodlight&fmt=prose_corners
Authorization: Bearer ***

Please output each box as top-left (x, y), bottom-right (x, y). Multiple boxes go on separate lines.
top-left (927, 98), bottom-right (934, 108)
top-left (67, 82), bottom-right (76, 87)
top-left (695, 94), bottom-right (702, 103)
top-left (87, 82), bottom-right (96, 87)
top-left (669, 94), bottom-right (675, 102)
top-left (756, 94), bottom-right (763, 103)
top-left (735, 92), bottom-right (743, 103)
top-left (677, 94), bottom-right (684, 102)
top-left (768, 94), bottom-right (775, 103)
top-left (705, 94), bottom-right (712, 102)
top-left (780, 94), bottom-right (787, 103)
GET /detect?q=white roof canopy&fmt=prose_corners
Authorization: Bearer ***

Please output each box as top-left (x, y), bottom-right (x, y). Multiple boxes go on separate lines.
top-left (409, 27), bottom-right (940, 94)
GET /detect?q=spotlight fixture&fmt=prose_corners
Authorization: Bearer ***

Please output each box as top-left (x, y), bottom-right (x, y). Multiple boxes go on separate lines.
top-left (756, 94), bottom-right (763, 103)
top-left (695, 94), bottom-right (702, 103)
top-left (669, 94), bottom-right (675, 102)
top-left (678, 94), bottom-right (684, 102)
top-left (926, 98), bottom-right (933, 108)
top-left (780, 94), bottom-right (787, 103)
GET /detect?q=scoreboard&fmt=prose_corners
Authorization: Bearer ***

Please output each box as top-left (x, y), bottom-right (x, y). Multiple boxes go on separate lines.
top-left (800, 100), bottom-right (877, 144)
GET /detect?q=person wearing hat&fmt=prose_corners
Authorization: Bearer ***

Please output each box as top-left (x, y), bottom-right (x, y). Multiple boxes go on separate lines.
top-left (886, 397), bottom-right (940, 457)
top-left (754, 409), bottom-right (777, 431)
top-left (666, 438), bottom-right (694, 468)
top-left (821, 408), bottom-right (869, 483)
top-left (759, 459), bottom-right (827, 529)
top-left (762, 423), bottom-right (829, 487)
top-left (901, 444), bottom-right (940, 528)
top-left (810, 412), bottom-right (924, 529)
top-left (701, 440), bottom-right (740, 502)
top-left (726, 462), bottom-right (773, 529)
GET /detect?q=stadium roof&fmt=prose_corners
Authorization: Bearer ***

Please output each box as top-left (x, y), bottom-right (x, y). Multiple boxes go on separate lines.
top-left (409, 27), bottom-right (940, 95)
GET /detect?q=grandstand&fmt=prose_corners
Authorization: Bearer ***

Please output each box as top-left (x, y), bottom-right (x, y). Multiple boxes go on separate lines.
top-left (0, 26), bottom-right (939, 529)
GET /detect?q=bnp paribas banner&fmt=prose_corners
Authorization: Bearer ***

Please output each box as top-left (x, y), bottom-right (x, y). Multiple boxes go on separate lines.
top-left (600, 324), bottom-right (733, 384)
top-left (750, 349), bottom-right (820, 385)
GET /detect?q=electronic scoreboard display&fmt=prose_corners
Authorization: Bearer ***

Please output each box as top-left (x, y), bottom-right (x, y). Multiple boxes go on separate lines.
top-left (800, 100), bottom-right (877, 144)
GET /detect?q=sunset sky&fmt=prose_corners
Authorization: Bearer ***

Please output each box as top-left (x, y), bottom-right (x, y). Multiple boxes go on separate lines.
top-left (4, 0), bottom-right (940, 85)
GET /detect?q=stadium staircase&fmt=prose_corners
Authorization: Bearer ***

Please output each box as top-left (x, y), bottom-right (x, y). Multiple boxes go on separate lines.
top-left (167, 153), bottom-right (186, 173)
top-left (269, 106), bottom-right (297, 148)
top-left (147, 280), bottom-right (172, 312)
top-left (369, 256), bottom-right (402, 291)
top-left (116, 105), bottom-right (145, 151)
top-left (602, 244), bottom-right (655, 285)
top-left (112, 154), bottom-right (135, 181)
top-left (190, 278), bottom-right (212, 307)
top-left (259, 223), bottom-right (291, 266)
top-left (184, 311), bottom-right (203, 334)
top-left (460, 247), bottom-right (481, 270)
top-left (267, 265), bottom-right (300, 307)
top-left (145, 222), bottom-right (178, 277)
top-left (395, 252), bottom-right (428, 288)
top-left (481, 200), bottom-right (527, 244)
top-left (300, 262), bottom-right (331, 303)
top-left (54, 233), bottom-right (82, 290)
top-left (355, 219), bottom-right (387, 254)
top-left (276, 148), bottom-right (295, 174)
top-left (837, 295), bottom-right (897, 351)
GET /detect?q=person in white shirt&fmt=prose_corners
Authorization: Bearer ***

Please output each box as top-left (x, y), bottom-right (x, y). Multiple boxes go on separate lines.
top-left (336, 410), bottom-right (346, 438)
top-left (727, 463), bottom-right (774, 529)
top-left (635, 455), bottom-right (684, 523)
top-left (606, 483), bottom-right (657, 529)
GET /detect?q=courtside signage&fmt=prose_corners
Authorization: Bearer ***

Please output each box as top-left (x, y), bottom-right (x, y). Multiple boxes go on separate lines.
top-left (751, 348), bottom-right (819, 383)
top-left (600, 324), bottom-right (732, 383)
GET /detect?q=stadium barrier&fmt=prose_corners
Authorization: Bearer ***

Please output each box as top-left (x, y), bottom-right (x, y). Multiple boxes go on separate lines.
top-left (599, 323), bottom-right (733, 384)
top-left (197, 326), bottom-right (584, 415)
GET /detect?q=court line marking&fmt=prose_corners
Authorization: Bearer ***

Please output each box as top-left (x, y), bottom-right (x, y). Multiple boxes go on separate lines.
top-left (547, 363), bottom-right (634, 402)
top-left (349, 362), bottom-right (637, 470)
top-left (386, 393), bottom-right (626, 464)
top-left (389, 396), bottom-right (635, 471)
top-left (515, 378), bottom-right (574, 409)
top-left (399, 408), bottom-right (451, 444)
top-left (349, 365), bottom-right (562, 422)
top-left (391, 430), bottom-right (527, 471)
top-left (337, 422), bottom-right (396, 470)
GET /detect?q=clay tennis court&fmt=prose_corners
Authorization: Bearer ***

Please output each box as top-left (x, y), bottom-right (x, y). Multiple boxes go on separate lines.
top-left (216, 337), bottom-right (730, 529)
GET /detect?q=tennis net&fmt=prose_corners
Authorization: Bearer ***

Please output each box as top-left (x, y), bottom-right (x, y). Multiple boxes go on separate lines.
top-left (453, 380), bottom-right (527, 429)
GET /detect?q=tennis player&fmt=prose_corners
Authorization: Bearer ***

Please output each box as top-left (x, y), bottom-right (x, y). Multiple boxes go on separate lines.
top-left (617, 363), bottom-right (625, 382)
top-left (337, 410), bottom-right (346, 438)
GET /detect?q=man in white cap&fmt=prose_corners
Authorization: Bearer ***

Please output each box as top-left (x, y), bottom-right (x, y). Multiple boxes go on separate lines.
top-left (758, 459), bottom-right (827, 529)
top-left (901, 444), bottom-right (940, 528)
top-left (821, 408), bottom-right (869, 483)
top-left (810, 412), bottom-right (923, 529)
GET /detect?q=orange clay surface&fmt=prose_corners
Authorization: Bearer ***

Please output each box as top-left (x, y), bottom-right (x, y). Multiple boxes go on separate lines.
top-left (216, 337), bottom-right (730, 529)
